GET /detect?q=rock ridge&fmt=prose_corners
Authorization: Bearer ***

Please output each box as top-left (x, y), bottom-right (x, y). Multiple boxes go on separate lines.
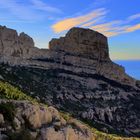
top-left (0, 26), bottom-right (136, 86)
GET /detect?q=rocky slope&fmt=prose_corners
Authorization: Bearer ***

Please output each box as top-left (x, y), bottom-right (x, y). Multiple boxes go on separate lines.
top-left (0, 81), bottom-right (95, 140)
top-left (0, 26), bottom-right (140, 137)
top-left (1, 81), bottom-right (139, 140)
top-left (0, 100), bottom-right (94, 140)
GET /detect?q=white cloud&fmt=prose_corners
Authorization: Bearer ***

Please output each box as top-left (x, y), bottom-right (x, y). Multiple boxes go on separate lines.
top-left (0, 19), bottom-right (34, 23)
top-left (128, 13), bottom-right (140, 21)
top-left (0, 0), bottom-right (62, 21)
top-left (30, 0), bottom-right (62, 13)
top-left (92, 0), bottom-right (110, 6)
top-left (0, 0), bottom-right (42, 20)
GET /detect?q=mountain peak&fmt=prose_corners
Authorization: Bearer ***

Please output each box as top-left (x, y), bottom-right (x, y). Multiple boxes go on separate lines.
top-left (49, 27), bottom-right (110, 61)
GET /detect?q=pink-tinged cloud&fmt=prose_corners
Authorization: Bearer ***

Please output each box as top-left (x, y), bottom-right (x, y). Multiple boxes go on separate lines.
top-left (90, 21), bottom-right (128, 37)
top-left (81, 16), bottom-right (105, 27)
top-left (52, 9), bottom-right (140, 37)
top-left (126, 24), bottom-right (140, 32)
top-left (52, 8), bottom-right (107, 33)
top-left (90, 21), bottom-right (120, 31)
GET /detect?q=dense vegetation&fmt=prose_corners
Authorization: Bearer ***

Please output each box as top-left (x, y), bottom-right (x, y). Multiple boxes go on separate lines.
top-left (0, 81), bottom-right (37, 102)
top-left (0, 102), bottom-right (15, 122)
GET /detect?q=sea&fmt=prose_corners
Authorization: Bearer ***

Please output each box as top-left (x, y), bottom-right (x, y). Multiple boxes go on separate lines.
top-left (114, 60), bottom-right (140, 80)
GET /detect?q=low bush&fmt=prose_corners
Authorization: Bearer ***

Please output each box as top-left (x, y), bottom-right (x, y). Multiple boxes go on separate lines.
top-left (9, 130), bottom-right (34, 140)
top-left (0, 81), bottom-right (37, 103)
top-left (0, 102), bottom-right (16, 122)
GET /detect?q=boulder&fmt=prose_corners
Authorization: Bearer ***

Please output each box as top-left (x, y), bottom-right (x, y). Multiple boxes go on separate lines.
top-left (13, 117), bottom-right (21, 130)
top-left (40, 126), bottom-right (93, 140)
top-left (0, 114), bottom-right (4, 124)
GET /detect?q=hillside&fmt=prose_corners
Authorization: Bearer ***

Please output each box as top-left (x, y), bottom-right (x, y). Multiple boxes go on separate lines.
top-left (0, 81), bottom-right (140, 140)
top-left (0, 26), bottom-right (140, 139)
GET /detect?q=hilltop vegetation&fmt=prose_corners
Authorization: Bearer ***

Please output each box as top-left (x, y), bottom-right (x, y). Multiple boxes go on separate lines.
top-left (0, 81), bottom-right (37, 102)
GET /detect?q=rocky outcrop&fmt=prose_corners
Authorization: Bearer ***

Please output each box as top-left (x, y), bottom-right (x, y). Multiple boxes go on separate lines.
top-left (0, 26), bottom-right (140, 137)
top-left (0, 25), bottom-right (47, 59)
top-left (49, 27), bottom-right (135, 86)
top-left (0, 26), bottom-right (136, 86)
top-left (49, 27), bottom-right (110, 60)
top-left (0, 100), bottom-right (94, 140)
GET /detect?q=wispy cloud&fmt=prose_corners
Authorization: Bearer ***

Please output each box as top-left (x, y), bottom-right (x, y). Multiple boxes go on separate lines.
top-left (0, 19), bottom-right (34, 23)
top-left (30, 0), bottom-right (62, 13)
top-left (52, 8), bottom-right (107, 33)
top-left (0, 0), bottom-right (40, 20)
top-left (125, 24), bottom-right (140, 32)
top-left (52, 9), bottom-right (140, 37)
top-left (90, 21), bottom-right (121, 32)
top-left (81, 16), bottom-right (105, 27)
top-left (92, 0), bottom-right (110, 7)
top-left (0, 0), bottom-right (62, 21)
top-left (128, 13), bottom-right (140, 20)
top-left (90, 21), bottom-right (130, 37)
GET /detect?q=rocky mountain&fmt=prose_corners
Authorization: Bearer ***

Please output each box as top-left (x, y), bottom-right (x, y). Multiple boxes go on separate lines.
top-left (0, 26), bottom-right (135, 86)
top-left (0, 25), bottom-right (140, 137)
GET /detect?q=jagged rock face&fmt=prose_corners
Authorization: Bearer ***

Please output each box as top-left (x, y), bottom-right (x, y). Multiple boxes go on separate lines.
top-left (49, 27), bottom-right (110, 61)
top-left (0, 100), bottom-right (94, 140)
top-left (0, 26), bottom-right (135, 85)
top-left (19, 32), bottom-right (34, 48)
top-left (0, 26), bottom-right (35, 58)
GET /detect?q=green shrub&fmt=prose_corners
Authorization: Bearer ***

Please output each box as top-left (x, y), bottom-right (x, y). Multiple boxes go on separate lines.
top-left (60, 112), bottom-right (72, 121)
top-left (0, 102), bottom-right (16, 122)
top-left (0, 81), bottom-right (37, 103)
top-left (9, 130), bottom-right (34, 140)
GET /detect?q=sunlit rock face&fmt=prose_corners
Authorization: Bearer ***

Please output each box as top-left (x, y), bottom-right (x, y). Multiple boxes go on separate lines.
top-left (0, 26), bottom-right (135, 85)
top-left (0, 26), bottom-right (34, 58)
top-left (49, 27), bottom-right (110, 61)
top-left (0, 100), bottom-right (94, 140)
top-left (49, 27), bottom-right (135, 86)
top-left (0, 26), bottom-right (140, 137)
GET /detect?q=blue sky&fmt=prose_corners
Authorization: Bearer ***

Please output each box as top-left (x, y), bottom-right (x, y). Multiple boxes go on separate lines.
top-left (0, 0), bottom-right (140, 60)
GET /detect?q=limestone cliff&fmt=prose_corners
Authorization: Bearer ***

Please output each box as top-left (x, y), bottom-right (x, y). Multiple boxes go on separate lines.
top-left (49, 27), bottom-right (109, 60)
top-left (0, 26), bottom-right (140, 137)
top-left (0, 26), bottom-right (135, 86)
top-left (0, 26), bottom-right (33, 57)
